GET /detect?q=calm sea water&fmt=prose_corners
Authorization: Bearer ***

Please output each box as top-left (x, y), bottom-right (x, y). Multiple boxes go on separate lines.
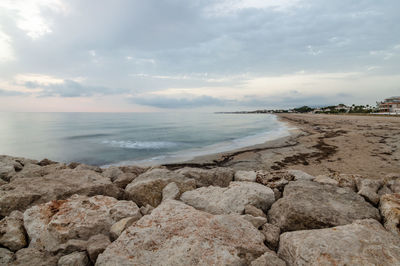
top-left (0, 112), bottom-right (290, 166)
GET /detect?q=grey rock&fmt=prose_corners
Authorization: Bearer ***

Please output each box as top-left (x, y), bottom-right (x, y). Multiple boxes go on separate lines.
top-left (244, 204), bottom-right (267, 218)
top-left (10, 163), bottom-right (67, 181)
top-left (260, 223), bottom-right (281, 251)
top-left (176, 167), bottom-right (234, 187)
top-left (87, 234), bottom-right (111, 263)
top-left (287, 170), bottom-right (314, 181)
top-left (313, 175), bottom-right (339, 186)
top-left (58, 252), bottom-right (89, 266)
top-left (101, 166), bottom-right (123, 182)
top-left (241, 214), bottom-right (268, 228)
top-left (0, 247), bottom-right (15, 265)
top-left (0, 169), bottom-right (121, 217)
top-left (13, 247), bottom-right (59, 266)
top-left (162, 182), bottom-right (180, 201)
top-left (251, 250), bottom-right (286, 266)
top-left (74, 164), bottom-right (102, 173)
top-left (278, 219), bottom-right (400, 265)
top-left (356, 178), bottom-right (383, 205)
top-left (96, 200), bottom-right (267, 265)
top-left (139, 204), bottom-right (154, 216)
top-left (23, 194), bottom-right (140, 252)
top-left (125, 168), bottom-right (196, 207)
top-left (235, 170), bottom-right (257, 182)
top-left (181, 181), bottom-right (275, 215)
top-left (0, 213), bottom-right (27, 251)
top-left (268, 180), bottom-right (380, 232)
top-left (110, 217), bottom-right (140, 241)
top-left (379, 193), bottom-right (400, 236)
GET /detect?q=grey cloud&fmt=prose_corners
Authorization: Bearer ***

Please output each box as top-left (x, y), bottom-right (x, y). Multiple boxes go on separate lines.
top-left (131, 95), bottom-right (235, 108)
top-left (0, 89), bottom-right (25, 96)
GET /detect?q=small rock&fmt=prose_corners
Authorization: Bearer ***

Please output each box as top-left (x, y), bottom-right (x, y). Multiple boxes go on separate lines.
top-left (113, 173), bottom-right (137, 189)
top-left (389, 179), bottom-right (400, 193)
top-left (162, 182), bottom-right (180, 201)
top-left (235, 170), bottom-right (257, 182)
top-left (356, 178), bottom-right (383, 205)
top-left (38, 158), bottom-right (58, 166)
top-left (67, 162), bottom-right (80, 169)
top-left (58, 252), bottom-right (89, 266)
top-left (330, 173), bottom-right (359, 191)
top-left (0, 247), bottom-right (15, 265)
top-left (139, 204), bottom-right (154, 216)
top-left (176, 167), bottom-right (234, 187)
top-left (118, 165), bottom-right (148, 176)
top-left (14, 247), bottom-right (59, 266)
top-left (110, 217), bottom-right (139, 241)
top-left (56, 239), bottom-right (88, 255)
top-left (87, 234), bottom-right (111, 263)
top-left (260, 223), bottom-right (281, 251)
top-left (313, 175), bottom-right (339, 186)
top-left (0, 213), bottom-right (27, 251)
top-left (378, 184), bottom-right (393, 196)
top-left (0, 178), bottom-right (7, 186)
top-left (242, 214), bottom-right (268, 228)
top-left (244, 204), bottom-right (267, 218)
top-left (272, 188), bottom-right (282, 200)
top-left (287, 170), bottom-right (314, 181)
top-left (251, 250), bottom-right (286, 266)
top-left (379, 193), bottom-right (400, 236)
top-left (74, 164), bottom-right (102, 173)
top-left (102, 166), bottom-right (124, 182)
top-left (181, 181), bottom-right (275, 215)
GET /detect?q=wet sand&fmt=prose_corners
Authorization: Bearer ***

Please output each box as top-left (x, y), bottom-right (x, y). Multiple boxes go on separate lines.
top-left (164, 114), bottom-right (400, 178)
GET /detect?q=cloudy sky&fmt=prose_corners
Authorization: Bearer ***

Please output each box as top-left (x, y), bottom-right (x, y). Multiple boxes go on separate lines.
top-left (0, 0), bottom-right (399, 112)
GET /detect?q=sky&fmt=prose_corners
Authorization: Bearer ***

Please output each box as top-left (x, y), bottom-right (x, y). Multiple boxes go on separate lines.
top-left (0, 0), bottom-right (399, 112)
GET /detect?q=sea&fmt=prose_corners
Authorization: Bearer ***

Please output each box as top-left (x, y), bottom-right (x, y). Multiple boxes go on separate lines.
top-left (0, 112), bottom-right (291, 166)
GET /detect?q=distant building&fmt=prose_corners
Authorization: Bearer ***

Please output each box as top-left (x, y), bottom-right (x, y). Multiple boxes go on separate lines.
top-left (378, 96), bottom-right (400, 113)
top-left (334, 104), bottom-right (350, 112)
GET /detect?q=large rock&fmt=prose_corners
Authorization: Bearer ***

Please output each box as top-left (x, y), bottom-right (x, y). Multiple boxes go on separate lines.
top-left (0, 247), bottom-right (15, 265)
top-left (181, 181), bottom-right (275, 215)
top-left (176, 167), bottom-right (234, 187)
top-left (0, 211), bottom-right (27, 251)
top-left (125, 168), bottom-right (196, 207)
top-left (356, 178), bottom-right (383, 205)
top-left (10, 163), bottom-right (67, 181)
top-left (0, 169), bottom-right (121, 217)
top-left (0, 155), bottom-right (28, 181)
top-left (278, 219), bottom-right (400, 265)
top-left (379, 193), bottom-right (400, 236)
top-left (23, 194), bottom-right (141, 252)
top-left (96, 200), bottom-right (268, 265)
top-left (13, 247), bottom-right (59, 266)
top-left (268, 180), bottom-right (380, 232)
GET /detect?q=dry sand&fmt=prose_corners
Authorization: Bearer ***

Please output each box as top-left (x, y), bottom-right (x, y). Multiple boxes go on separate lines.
top-left (164, 114), bottom-right (400, 178)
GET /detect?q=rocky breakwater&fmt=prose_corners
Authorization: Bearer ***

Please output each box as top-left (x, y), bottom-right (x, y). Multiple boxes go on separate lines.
top-left (0, 155), bottom-right (400, 265)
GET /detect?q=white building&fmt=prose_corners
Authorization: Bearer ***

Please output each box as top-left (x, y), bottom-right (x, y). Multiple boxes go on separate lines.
top-left (378, 96), bottom-right (400, 114)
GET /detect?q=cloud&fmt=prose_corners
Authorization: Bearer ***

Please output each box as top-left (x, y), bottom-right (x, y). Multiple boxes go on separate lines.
top-left (0, 88), bottom-right (25, 96)
top-left (131, 95), bottom-right (234, 109)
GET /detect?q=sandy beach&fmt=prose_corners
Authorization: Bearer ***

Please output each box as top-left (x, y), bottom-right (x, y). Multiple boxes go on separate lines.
top-left (166, 114), bottom-right (400, 178)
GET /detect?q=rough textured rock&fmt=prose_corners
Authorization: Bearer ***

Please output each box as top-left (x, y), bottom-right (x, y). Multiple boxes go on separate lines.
top-left (162, 182), bottom-right (180, 201)
top-left (10, 163), bottom-right (67, 181)
top-left (0, 247), bottom-right (15, 265)
top-left (251, 250), bottom-right (286, 266)
top-left (13, 247), bottom-right (59, 266)
top-left (268, 180), bottom-right (380, 232)
top-left (176, 167), bottom-right (234, 187)
top-left (112, 173), bottom-right (137, 189)
top-left (55, 239), bottom-right (88, 255)
top-left (125, 168), bottom-right (196, 207)
top-left (0, 169), bottom-right (121, 217)
top-left (261, 223), bottom-right (281, 251)
top-left (110, 217), bottom-right (140, 241)
top-left (23, 194), bottom-right (140, 252)
top-left (74, 164), bottom-right (102, 173)
top-left (256, 171), bottom-right (294, 191)
top-left (278, 219), bottom-right (400, 266)
top-left (102, 166), bottom-right (124, 182)
top-left (313, 175), bottom-right (339, 186)
top-left (235, 170), bottom-right (257, 182)
top-left (379, 193), bottom-right (400, 236)
top-left (273, 188), bottom-right (282, 200)
top-left (181, 181), bottom-right (275, 215)
top-left (356, 178), bottom-right (383, 205)
top-left (96, 200), bottom-right (267, 265)
top-left (139, 204), bottom-right (154, 216)
top-left (58, 252), bottom-right (89, 266)
top-left (241, 214), bottom-right (268, 228)
top-left (86, 234), bottom-right (110, 263)
top-left (329, 173), bottom-right (359, 191)
top-left (0, 155), bottom-right (24, 181)
top-left (38, 158), bottom-right (58, 166)
top-left (0, 178), bottom-right (7, 186)
top-left (244, 204), bottom-right (267, 218)
top-left (118, 165), bottom-right (148, 176)
top-left (287, 170), bottom-right (314, 181)
top-left (0, 211), bottom-right (27, 251)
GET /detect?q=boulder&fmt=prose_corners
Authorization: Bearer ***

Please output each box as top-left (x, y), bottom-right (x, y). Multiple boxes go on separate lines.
top-left (0, 169), bottom-right (121, 217)
top-left (356, 178), bottom-right (383, 205)
top-left (0, 211), bottom-right (27, 251)
top-left (379, 193), bottom-right (400, 236)
top-left (268, 180), bottom-right (380, 232)
top-left (58, 252), bottom-right (89, 266)
top-left (110, 217), bottom-right (140, 241)
top-left (244, 204), bottom-right (267, 218)
top-left (250, 250), bottom-right (286, 266)
top-left (235, 170), bottom-right (257, 182)
top-left (313, 175), bottom-right (339, 186)
top-left (241, 214), bottom-right (268, 228)
top-left (260, 223), bottom-right (281, 251)
top-left (0, 247), bottom-right (15, 265)
top-left (278, 219), bottom-right (400, 265)
top-left (176, 167), bottom-right (234, 187)
top-left (162, 182), bottom-right (180, 201)
top-left (86, 234), bottom-right (111, 263)
top-left (125, 168), bottom-right (196, 207)
top-left (13, 247), bottom-right (59, 266)
top-left (181, 181), bottom-right (275, 215)
top-left (96, 200), bottom-right (268, 265)
top-left (23, 194), bottom-right (140, 252)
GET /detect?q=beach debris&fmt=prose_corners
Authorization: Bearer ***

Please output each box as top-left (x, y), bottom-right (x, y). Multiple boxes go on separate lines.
top-left (181, 181), bottom-right (275, 215)
top-left (125, 168), bottom-right (196, 207)
top-left (379, 193), bottom-right (400, 236)
top-left (23, 194), bottom-right (140, 252)
top-left (278, 219), bottom-right (400, 265)
top-left (175, 167), bottom-right (234, 187)
top-left (96, 200), bottom-right (268, 265)
top-left (268, 180), bottom-right (380, 232)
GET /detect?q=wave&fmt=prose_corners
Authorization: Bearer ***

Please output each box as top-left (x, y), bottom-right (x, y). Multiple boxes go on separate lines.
top-left (66, 133), bottom-right (112, 140)
top-left (101, 140), bottom-right (179, 150)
